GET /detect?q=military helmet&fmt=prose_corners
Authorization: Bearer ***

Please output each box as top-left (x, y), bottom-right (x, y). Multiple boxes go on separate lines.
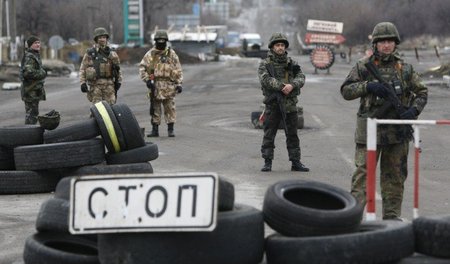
top-left (38, 110), bottom-right (60, 130)
top-left (268, 32), bottom-right (289, 49)
top-left (371, 22), bottom-right (400, 44)
top-left (93, 27), bottom-right (109, 42)
top-left (154, 30), bottom-right (169, 41)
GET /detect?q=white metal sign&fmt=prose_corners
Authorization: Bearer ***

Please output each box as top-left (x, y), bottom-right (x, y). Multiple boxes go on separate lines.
top-left (307, 19), bottom-right (344, 34)
top-left (69, 173), bottom-right (218, 234)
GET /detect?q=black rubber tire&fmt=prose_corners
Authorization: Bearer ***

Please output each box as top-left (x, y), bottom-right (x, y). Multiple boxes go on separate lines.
top-left (54, 163), bottom-right (154, 200)
top-left (43, 119), bottom-right (100, 144)
top-left (0, 170), bottom-right (60, 194)
top-left (263, 179), bottom-right (364, 236)
top-left (98, 204), bottom-right (264, 264)
top-left (0, 145), bottom-right (15, 170)
top-left (265, 220), bottom-right (414, 264)
top-left (105, 142), bottom-right (158, 165)
top-left (23, 232), bottom-right (99, 264)
top-left (218, 177), bottom-right (235, 211)
top-left (36, 198), bottom-right (69, 233)
top-left (111, 103), bottom-right (145, 150)
top-left (90, 101), bottom-right (127, 153)
top-left (413, 215), bottom-right (450, 258)
top-left (0, 125), bottom-right (43, 146)
top-left (14, 139), bottom-right (105, 170)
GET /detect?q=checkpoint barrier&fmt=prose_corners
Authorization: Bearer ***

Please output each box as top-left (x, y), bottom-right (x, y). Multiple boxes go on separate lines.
top-left (366, 118), bottom-right (450, 221)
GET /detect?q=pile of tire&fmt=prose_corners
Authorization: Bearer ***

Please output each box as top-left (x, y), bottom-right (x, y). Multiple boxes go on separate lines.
top-left (23, 176), bottom-right (266, 264)
top-left (0, 101), bottom-right (158, 196)
top-left (15, 101), bottom-right (158, 263)
top-left (263, 179), bottom-right (450, 263)
top-left (97, 177), bottom-right (265, 264)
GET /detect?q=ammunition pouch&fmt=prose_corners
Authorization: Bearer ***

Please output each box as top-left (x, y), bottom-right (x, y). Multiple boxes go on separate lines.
top-left (86, 66), bottom-right (97, 81)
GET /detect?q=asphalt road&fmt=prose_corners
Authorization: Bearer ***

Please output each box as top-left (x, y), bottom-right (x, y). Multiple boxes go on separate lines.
top-left (1, 50), bottom-right (449, 263)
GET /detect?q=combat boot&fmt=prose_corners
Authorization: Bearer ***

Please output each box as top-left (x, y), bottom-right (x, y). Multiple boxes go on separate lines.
top-left (147, 124), bottom-right (159, 137)
top-left (261, 159), bottom-right (272, 172)
top-left (168, 123), bottom-right (175, 137)
top-left (291, 160), bottom-right (309, 172)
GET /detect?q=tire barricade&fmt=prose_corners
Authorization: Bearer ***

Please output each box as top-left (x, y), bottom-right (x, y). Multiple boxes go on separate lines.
top-left (0, 102), bottom-right (158, 263)
top-left (9, 111), bottom-right (450, 262)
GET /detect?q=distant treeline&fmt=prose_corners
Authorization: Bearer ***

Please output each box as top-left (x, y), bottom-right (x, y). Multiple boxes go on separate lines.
top-left (11, 0), bottom-right (450, 45)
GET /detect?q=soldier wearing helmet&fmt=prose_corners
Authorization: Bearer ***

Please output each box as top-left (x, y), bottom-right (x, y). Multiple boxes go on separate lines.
top-left (139, 30), bottom-right (183, 137)
top-left (20, 35), bottom-right (47, 124)
top-left (341, 22), bottom-right (428, 220)
top-left (258, 32), bottom-right (309, 172)
top-left (79, 27), bottom-right (122, 106)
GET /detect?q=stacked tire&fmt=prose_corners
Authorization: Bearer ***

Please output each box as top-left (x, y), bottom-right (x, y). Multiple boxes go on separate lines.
top-left (22, 101), bottom-right (158, 263)
top-left (97, 177), bottom-right (266, 264)
top-left (0, 125), bottom-right (100, 195)
top-left (263, 180), bottom-right (415, 263)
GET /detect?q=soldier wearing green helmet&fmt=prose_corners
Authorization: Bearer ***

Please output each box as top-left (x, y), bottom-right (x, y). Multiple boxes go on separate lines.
top-left (341, 22), bottom-right (428, 220)
top-left (139, 30), bottom-right (183, 137)
top-left (79, 27), bottom-right (122, 106)
top-left (258, 32), bottom-right (309, 172)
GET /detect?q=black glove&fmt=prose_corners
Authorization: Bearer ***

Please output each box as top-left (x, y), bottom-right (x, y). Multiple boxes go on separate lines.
top-left (366, 82), bottom-right (388, 98)
top-left (146, 80), bottom-right (155, 94)
top-left (81, 83), bottom-right (88, 93)
top-left (400, 107), bottom-right (417, 120)
top-left (175, 85), bottom-right (182, 94)
top-left (114, 82), bottom-right (121, 91)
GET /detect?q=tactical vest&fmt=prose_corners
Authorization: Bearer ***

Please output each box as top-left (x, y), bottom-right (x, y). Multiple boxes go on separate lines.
top-left (149, 48), bottom-right (173, 81)
top-left (86, 47), bottom-right (113, 80)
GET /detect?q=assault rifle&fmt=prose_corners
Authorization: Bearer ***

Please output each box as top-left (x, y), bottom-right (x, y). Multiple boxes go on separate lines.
top-left (148, 69), bottom-right (156, 116)
top-left (112, 64), bottom-right (120, 97)
top-left (263, 63), bottom-right (288, 135)
top-left (364, 61), bottom-right (406, 118)
top-left (365, 61), bottom-right (413, 139)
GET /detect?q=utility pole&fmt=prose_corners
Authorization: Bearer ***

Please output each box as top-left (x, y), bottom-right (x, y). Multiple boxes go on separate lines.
top-left (0, 0), bottom-right (3, 38)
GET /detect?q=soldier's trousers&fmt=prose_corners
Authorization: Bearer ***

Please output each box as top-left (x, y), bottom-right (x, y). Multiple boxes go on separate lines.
top-left (87, 81), bottom-right (116, 105)
top-left (24, 100), bottom-right (39, 125)
top-left (261, 108), bottom-right (300, 161)
top-left (150, 98), bottom-right (176, 125)
top-left (351, 142), bottom-right (409, 219)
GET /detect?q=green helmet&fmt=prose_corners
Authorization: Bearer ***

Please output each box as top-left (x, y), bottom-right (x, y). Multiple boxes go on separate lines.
top-left (154, 30), bottom-right (169, 41)
top-left (268, 32), bottom-right (289, 49)
top-left (93, 27), bottom-right (109, 42)
top-left (371, 22), bottom-right (400, 44)
top-left (38, 110), bottom-right (60, 130)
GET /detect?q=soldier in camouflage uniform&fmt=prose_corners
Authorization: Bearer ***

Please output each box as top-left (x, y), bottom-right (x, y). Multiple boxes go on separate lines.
top-left (258, 32), bottom-right (309, 172)
top-left (20, 36), bottom-right (47, 125)
top-left (341, 22), bottom-right (428, 220)
top-left (139, 30), bottom-right (183, 137)
top-left (79, 27), bottom-right (122, 105)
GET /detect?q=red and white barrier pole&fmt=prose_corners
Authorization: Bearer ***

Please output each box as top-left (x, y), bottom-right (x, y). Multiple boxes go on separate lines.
top-left (366, 118), bottom-right (450, 221)
top-left (413, 125), bottom-right (420, 219)
top-left (366, 118), bottom-right (377, 221)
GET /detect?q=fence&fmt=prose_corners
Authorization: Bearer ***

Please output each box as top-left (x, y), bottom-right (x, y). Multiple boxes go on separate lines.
top-left (365, 118), bottom-right (450, 221)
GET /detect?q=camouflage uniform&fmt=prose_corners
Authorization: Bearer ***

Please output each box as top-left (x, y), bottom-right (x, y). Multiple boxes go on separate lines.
top-left (340, 22), bottom-right (428, 219)
top-left (258, 33), bottom-right (308, 172)
top-left (79, 28), bottom-right (122, 105)
top-left (21, 45), bottom-right (46, 125)
top-left (139, 39), bottom-right (183, 127)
